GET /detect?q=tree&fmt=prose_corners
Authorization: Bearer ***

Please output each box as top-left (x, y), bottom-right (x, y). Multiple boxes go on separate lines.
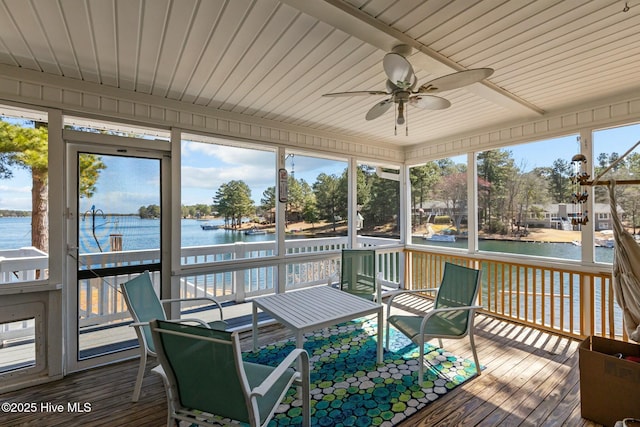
top-left (0, 120), bottom-right (105, 252)
top-left (513, 170), bottom-right (550, 232)
top-left (213, 180), bottom-right (254, 228)
top-left (302, 202), bottom-right (320, 228)
top-left (360, 167), bottom-right (400, 232)
top-left (477, 149), bottom-right (516, 232)
top-left (434, 172), bottom-right (467, 233)
top-left (313, 173), bottom-right (341, 231)
top-left (139, 204), bottom-right (160, 219)
top-left (410, 163), bottom-right (441, 226)
top-left (260, 186), bottom-right (276, 223)
top-left (548, 158), bottom-right (572, 203)
top-left (286, 177), bottom-right (313, 223)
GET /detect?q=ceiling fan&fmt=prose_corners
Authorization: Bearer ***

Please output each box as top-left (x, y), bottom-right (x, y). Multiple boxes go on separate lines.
top-left (322, 45), bottom-right (494, 135)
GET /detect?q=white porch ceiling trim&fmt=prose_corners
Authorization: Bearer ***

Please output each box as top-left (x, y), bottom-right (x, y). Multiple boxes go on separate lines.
top-left (0, 64), bottom-right (404, 163)
top-left (1, 62), bottom-right (639, 167)
top-left (405, 93), bottom-right (640, 164)
top-left (282, 0), bottom-right (545, 117)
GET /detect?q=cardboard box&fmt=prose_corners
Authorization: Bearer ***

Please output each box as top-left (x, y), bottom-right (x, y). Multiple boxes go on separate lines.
top-left (579, 336), bottom-right (640, 427)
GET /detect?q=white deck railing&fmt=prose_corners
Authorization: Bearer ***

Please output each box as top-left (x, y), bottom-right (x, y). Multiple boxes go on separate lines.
top-left (0, 247), bottom-right (48, 283)
top-left (1, 237), bottom-right (403, 342)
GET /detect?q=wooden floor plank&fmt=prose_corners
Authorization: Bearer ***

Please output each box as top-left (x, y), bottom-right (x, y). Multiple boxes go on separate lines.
top-left (0, 306), bottom-right (603, 427)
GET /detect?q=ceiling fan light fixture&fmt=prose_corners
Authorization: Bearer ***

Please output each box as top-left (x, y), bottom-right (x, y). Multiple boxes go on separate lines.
top-left (396, 101), bottom-right (405, 125)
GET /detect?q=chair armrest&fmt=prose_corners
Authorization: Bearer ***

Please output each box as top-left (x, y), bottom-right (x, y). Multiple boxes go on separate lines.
top-left (174, 318), bottom-right (212, 328)
top-left (129, 317), bottom-right (217, 328)
top-left (161, 296), bottom-right (222, 306)
top-left (385, 287), bottom-right (439, 317)
top-left (386, 287), bottom-right (439, 299)
top-left (250, 348), bottom-right (309, 398)
top-left (129, 321), bottom-right (149, 328)
top-left (161, 296), bottom-right (225, 320)
top-left (376, 276), bottom-right (400, 291)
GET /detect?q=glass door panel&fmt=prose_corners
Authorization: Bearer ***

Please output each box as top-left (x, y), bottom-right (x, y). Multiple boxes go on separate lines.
top-left (76, 152), bottom-right (161, 360)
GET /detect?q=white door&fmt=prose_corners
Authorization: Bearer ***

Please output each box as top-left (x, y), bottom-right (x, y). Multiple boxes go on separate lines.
top-left (66, 137), bottom-right (170, 372)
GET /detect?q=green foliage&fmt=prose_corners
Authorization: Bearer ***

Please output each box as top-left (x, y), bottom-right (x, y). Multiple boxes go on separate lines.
top-left (139, 204), bottom-right (160, 218)
top-left (287, 177), bottom-right (314, 221)
top-left (213, 180), bottom-right (254, 227)
top-left (313, 173), bottom-right (342, 223)
top-left (1, 120), bottom-right (49, 181)
top-left (78, 153), bottom-right (107, 199)
top-left (410, 163), bottom-right (440, 219)
top-left (1, 119), bottom-right (105, 250)
top-left (181, 204), bottom-right (214, 218)
top-left (261, 186), bottom-right (276, 212)
top-left (548, 158), bottom-right (572, 203)
top-left (359, 166), bottom-right (399, 230)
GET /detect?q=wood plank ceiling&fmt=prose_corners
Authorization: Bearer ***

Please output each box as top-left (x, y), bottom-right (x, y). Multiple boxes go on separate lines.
top-left (0, 0), bottom-right (638, 147)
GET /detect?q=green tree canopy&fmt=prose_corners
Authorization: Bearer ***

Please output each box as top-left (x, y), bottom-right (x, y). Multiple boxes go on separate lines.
top-left (313, 173), bottom-right (341, 230)
top-left (1, 120), bottom-right (105, 251)
top-left (213, 180), bottom-right (254, 228)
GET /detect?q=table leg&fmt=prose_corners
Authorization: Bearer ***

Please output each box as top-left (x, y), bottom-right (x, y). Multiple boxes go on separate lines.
top-left (377, 307), bottom-right (383, 364)
top-left (296, 330), bottom-right (304, 349)
top-left (252, 302), bottom-right (258, 351)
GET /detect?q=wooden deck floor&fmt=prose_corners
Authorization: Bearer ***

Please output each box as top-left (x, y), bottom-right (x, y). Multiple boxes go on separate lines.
top-left (0, 296), bottom-right (602, 427)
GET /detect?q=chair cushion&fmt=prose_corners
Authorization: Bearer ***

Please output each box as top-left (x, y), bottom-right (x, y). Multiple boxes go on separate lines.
top-left (243, 362), bottom-right (298, 423)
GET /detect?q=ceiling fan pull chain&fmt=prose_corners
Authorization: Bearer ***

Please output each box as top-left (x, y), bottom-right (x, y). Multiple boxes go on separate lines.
top-left (406, 106), bottom-right (409, 136)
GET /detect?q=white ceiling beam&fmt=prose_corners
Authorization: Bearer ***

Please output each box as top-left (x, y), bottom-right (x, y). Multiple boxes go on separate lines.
top-left (280, 0), bottom-right (544, 117)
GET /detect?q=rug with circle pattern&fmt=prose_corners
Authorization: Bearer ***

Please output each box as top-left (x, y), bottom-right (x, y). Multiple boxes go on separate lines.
top-left (241, 316), bottom-right (480, 427)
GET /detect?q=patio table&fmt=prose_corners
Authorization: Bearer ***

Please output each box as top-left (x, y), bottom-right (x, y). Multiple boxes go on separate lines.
top-left (252, 285), bottom-right (384, 364)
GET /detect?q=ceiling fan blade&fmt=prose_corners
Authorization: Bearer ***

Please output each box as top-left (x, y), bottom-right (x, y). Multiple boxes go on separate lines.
top-left (322, 90), bottom-right (389, 97)
top-left (409, 95), bottom-right (451, 110)
top-left (383, 52), bottom-right (415, 89)
top-left (418, 68), bottom-right (494, 93)
top-left (365, 99), bottom-right (393, 120)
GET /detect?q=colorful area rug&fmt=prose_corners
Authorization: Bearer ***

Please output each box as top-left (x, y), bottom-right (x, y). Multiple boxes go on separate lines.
top-left (242, 317), bottom-right (479, 427)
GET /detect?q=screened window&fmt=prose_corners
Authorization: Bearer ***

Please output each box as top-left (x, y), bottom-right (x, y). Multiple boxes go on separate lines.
top-left (0, 115), bottom-right (49, 284)
top-left (180, 136), bottom-right (276, 264)
top-left (593, 123), bottom-right (640, 263)
top-left (283, 152), bottom-right (348, 239)
top-left (409, 156), bottom-right (466, 248)
top-left (357, 163), bottom-right (401, 240)
top-left (477, 136), bottom-right (581, 260)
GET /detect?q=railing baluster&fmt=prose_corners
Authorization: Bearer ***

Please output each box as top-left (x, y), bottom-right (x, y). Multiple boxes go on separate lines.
top-left (402, 248), bottom-right (624, 342)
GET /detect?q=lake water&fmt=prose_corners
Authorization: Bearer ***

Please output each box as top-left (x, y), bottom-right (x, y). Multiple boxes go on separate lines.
top-left (0, 216), bottom-right (614, 264)
top-left (411, 235), bottom-right (614, 264)
top-left (0, 216), bottom-right (275, 253)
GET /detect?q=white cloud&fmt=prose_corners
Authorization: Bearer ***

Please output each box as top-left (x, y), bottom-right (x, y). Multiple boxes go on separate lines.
top-left (0, 183), bottom-right (32, 210)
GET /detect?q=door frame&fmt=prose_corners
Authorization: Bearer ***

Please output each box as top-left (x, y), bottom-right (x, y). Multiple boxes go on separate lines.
top-left (64, 130), bottom-right (171, 373)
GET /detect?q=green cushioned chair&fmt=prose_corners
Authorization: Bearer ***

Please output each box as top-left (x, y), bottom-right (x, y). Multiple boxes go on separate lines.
top-left (339, 249), bottom-right (380, 301)
top-left (385, 262), bottom-right (482, 385)
top-left (150, 319), bottom-right (310, 427)
top-left (120, 270), bottom-right (227, 402)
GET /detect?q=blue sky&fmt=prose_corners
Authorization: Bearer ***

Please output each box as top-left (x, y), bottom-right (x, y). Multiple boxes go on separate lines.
top-left (1, 120), bottom-right (639, 213)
